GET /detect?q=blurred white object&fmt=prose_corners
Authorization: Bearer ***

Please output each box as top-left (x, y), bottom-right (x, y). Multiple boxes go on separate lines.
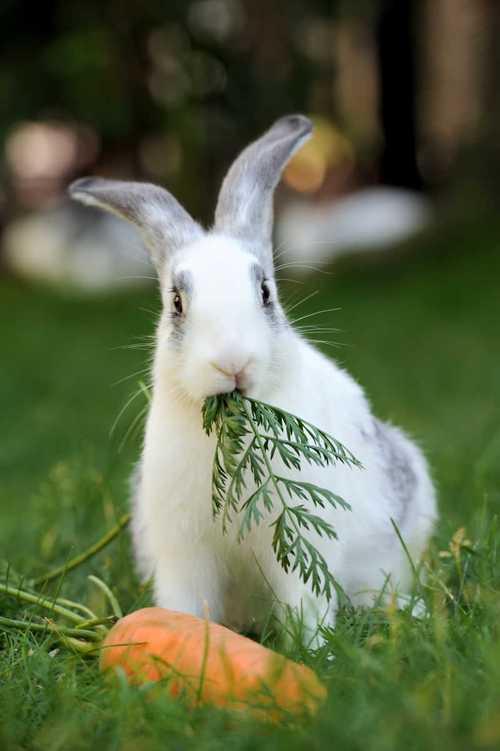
top-left (3, 203), bottom-right (153, 292)
top-left (276, 187), bottom-right (432, 268)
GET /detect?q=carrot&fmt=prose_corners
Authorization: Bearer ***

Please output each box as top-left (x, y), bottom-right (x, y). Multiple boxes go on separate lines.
top-left (100, 607), bottom-right (326, 718)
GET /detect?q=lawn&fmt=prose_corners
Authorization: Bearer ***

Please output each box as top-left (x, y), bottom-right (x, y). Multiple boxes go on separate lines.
top-left (1, 214), bottom-right (499, 750)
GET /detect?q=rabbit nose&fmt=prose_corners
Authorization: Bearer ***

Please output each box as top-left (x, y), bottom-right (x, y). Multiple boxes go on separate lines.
top-left (211, 355), bottom-right (251, 380)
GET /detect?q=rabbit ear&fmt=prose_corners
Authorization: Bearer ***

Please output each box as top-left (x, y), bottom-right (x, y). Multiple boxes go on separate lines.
top-left (214, 114), bottom-right (312, 257)
top-left (69, 178), bottom-right (203, 268)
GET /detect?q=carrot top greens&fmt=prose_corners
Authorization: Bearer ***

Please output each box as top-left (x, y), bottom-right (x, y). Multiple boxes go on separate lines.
top-left (203, 391), bottom-right (360, 601)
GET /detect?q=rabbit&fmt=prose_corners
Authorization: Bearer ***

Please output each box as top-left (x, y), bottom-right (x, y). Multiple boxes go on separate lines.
top-left (69, 114), bottom-right (437, 636)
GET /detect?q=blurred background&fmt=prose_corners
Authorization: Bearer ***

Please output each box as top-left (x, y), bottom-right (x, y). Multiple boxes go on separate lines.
top-left (1, 0), bottom-right (500, 286)
top-left (0, 0), bottom-right (499, 570)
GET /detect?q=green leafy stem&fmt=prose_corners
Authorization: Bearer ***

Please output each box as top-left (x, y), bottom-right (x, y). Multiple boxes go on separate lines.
top-left (202, 391), bottom-right (361, 602)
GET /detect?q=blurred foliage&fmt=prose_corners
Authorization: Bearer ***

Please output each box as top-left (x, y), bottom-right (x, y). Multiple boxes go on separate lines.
top-left (2, 0), bottom-right (498, 222)
top-left (0, 0), bottom-right (352, 220)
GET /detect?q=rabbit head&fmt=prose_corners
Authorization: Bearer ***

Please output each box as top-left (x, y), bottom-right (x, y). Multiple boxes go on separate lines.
top-left (69, 114), bottom-right (312, 402)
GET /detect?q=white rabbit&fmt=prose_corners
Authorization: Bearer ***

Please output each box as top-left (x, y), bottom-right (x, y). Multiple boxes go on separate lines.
top-left (69, 115), bottom-right (437, 635)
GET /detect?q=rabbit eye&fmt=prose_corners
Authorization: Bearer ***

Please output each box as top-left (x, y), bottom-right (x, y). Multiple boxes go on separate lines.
top-left (261, 281), bottom-right (271, 306)
top-left (173, 292), bottom-right (183, 315)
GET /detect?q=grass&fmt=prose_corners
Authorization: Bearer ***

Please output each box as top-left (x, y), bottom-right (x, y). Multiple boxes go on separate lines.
top-left (1, 214), bottom-right (499, 750)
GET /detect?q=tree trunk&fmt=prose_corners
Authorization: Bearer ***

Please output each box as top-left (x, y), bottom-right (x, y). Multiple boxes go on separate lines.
top-left (376, 0), bottom-right (423, 191)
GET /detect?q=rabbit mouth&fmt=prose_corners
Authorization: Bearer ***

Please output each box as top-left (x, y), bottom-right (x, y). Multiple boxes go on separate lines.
top-left (206, 376), bottom-right (254, 398)
top-left (207, 361), bottom-right (254, 396)
top-left (235, 371), bottom-right (252, 393)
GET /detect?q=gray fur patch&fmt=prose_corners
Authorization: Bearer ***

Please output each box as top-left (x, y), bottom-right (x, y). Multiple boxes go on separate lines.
top-left (166, 268), bottom-right (193, 347)
top-left (169, 321), bottom-right (186, 348)
top-left (250, 263), bottom-right (264, 285)
top-left (168, 311), bottom-right (187, 349)
top-left (172, 269), bottom-right (193, 295)
top-left (249, 263), bottom-right (285, 329)
top-left (373, 418), bottom-right (417, 527)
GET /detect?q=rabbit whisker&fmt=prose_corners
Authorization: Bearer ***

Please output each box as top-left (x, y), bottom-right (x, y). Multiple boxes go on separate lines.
top-left (110, 385), bottom-right (150, 438)
top-left (112, 367), bottom-right (151, 387)
top-left (306, 339), bottom-right (344, 349)
top-left (290, 307), bottom-right (341, 325)
top-left (284, 290), bottom-right (320, 315)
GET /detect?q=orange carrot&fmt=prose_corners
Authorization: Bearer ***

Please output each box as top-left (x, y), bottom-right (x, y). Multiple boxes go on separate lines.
top-left (100, 607), bottom-right (326, 718)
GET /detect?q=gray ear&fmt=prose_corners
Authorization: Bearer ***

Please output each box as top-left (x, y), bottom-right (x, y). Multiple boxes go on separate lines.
top-left (214, 114), bottom-right (312, 253)
top-left (68, 178), bottom-right (202, 268)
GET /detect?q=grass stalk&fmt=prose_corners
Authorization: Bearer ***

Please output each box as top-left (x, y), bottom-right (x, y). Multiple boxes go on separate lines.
top-left (0, 614), bottom-right (101, 641)
top-left (0, 582), bottom-right (86, 624)
top-left (32, 513), bottom-right (130, 587)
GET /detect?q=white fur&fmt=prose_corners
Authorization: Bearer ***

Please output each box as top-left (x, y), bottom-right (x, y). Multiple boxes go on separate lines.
top-left (132, 234), bottom-right (437, 633)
